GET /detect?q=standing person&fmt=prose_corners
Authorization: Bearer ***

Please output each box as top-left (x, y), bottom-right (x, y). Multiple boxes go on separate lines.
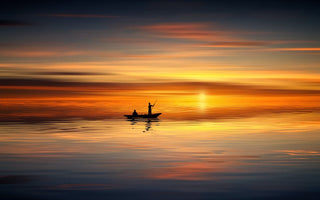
top-left (148, 102), bottom-right (154, 116)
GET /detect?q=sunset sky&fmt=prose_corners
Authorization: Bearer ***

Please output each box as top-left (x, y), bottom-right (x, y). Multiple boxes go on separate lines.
top-left (1, 0), bottom-right (320, 121)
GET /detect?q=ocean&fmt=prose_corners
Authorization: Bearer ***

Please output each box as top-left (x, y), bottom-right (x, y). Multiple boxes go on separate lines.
top-left (1, 113), bottom-right (320, 200)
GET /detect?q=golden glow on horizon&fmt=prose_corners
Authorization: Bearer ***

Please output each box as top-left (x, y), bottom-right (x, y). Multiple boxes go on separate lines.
top-left (1, 91), bottom-right (320, 121)
top-left (198, 92), bottom-right (207, 111)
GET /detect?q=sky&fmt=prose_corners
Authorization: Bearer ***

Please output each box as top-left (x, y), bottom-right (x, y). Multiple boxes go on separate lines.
top-left (1, 0), bottom-right (320, 121)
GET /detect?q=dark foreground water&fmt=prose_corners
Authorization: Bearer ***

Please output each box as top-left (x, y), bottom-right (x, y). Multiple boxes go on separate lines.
top-left (1, 114), bottom-right (320, 200)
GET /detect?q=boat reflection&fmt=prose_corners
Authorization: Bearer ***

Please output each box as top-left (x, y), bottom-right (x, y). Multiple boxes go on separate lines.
top-left (128, 118), bottom-right (160, 132)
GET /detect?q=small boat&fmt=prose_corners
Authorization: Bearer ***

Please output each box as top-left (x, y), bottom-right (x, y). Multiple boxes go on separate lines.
top-left (124, 113), bottom-right (161, 119)
top-left (124, 102), bottom-right (161, 119)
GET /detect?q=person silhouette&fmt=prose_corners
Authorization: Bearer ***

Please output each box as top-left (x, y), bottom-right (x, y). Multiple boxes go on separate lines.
top-left (148, 102), bottom-right (154, 116)
top-left (132, 109), bottom-right (138, 116)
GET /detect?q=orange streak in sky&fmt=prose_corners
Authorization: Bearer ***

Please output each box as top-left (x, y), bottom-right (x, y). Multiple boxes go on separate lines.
top-left (268, 48), bottom-right (320, 51)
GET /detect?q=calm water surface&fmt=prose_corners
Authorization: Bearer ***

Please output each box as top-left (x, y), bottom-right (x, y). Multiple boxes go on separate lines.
top-left (1, 114), bottom-right (320, 200)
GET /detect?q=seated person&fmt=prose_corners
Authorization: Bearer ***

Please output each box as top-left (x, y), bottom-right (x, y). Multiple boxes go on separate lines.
top-left (132, 109), bottom-right (138, 116)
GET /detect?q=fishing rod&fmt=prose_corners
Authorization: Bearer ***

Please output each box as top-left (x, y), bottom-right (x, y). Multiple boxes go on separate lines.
top-left (152, 100), bottom-right (157, 107)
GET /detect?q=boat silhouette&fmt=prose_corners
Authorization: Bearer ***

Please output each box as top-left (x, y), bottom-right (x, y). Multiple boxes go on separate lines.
top-left (124, 102), bottom-right (161, 119)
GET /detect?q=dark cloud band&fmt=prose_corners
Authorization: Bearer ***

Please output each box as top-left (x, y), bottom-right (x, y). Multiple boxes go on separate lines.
top-left (0, 19), bottom-right (32, 26)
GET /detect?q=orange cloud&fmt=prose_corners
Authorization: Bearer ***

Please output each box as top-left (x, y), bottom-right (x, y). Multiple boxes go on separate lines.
top-left (136, 22), bottom-right (278, 51)
top-left (2, 78), bottom-right (320, 97)
top-left (275, 150), bottom-right (320, 156)
top-left (267, 47), bottom-right (320, 51)
top-left (138, 23), bottom-right (232, 41)
top-left (198, 41), bottom-right (270, 48)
